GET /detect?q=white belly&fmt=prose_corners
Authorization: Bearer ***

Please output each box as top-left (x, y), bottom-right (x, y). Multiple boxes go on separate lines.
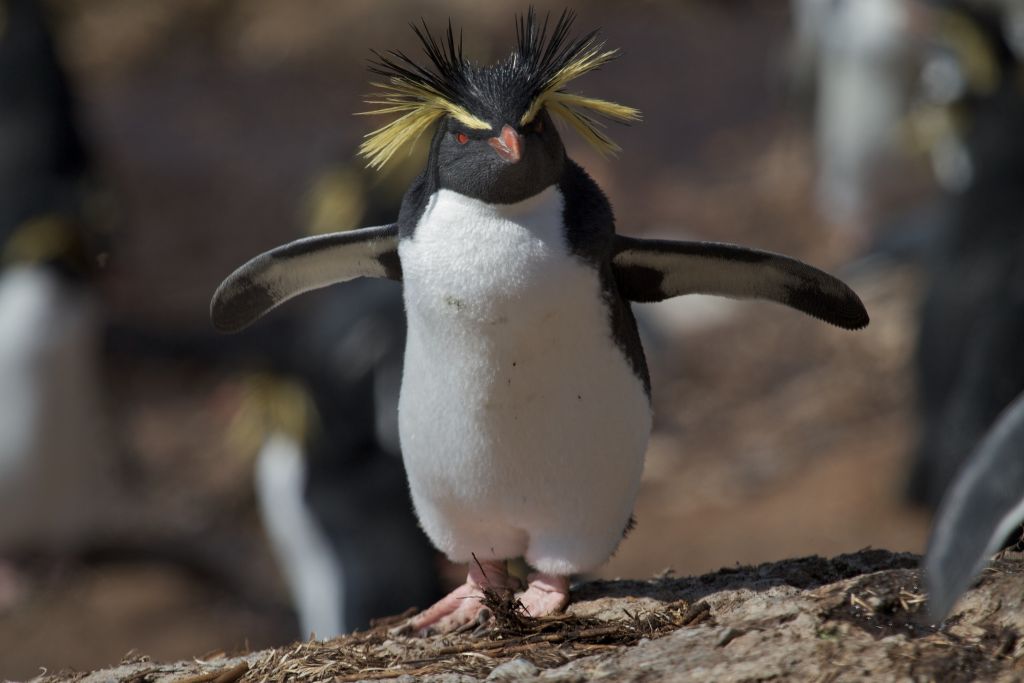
top-left (397, 187), bottom-right (651, 574)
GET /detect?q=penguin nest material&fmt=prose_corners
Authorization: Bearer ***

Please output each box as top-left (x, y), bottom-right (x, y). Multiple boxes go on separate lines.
top-left (241, 597), bottom-right (711, 682)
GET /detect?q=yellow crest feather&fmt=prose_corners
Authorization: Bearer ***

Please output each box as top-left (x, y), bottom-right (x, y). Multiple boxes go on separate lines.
top-left (520, 47), bottom-right (641, 156)
top-left (358, 79), bottom-right (490, 170)
top-left (358, 11), bottom-right (641, 168)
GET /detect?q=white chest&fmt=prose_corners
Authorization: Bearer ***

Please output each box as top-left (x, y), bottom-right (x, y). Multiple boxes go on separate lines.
top-left (397, 187), bottom-right (651, 521)
top-left (399, 186), bottom-right (571, 328)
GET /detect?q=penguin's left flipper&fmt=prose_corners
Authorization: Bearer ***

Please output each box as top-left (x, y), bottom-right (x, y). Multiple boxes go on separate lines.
top-left (211, 224), bottom-right (400, 333)
top-left (924, 392), bottom-right (1024, 622)
top-left (612, 236), bottom-right (869, 330)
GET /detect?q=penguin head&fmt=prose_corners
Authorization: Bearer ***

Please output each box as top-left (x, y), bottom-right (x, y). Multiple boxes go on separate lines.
top-left (433, 105), bottom-right (564, 204)
top-left (359, 8), bottom-right (640, 202)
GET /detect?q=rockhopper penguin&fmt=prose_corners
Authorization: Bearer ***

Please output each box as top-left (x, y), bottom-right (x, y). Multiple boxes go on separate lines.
top-left (211, 9), bottom-right (869, 634)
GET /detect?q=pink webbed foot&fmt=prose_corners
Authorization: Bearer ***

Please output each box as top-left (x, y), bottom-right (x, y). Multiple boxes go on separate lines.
top-left (407, 559), bottom-right (514, 635)
top-left (518, 572), bottom-right (570, 617)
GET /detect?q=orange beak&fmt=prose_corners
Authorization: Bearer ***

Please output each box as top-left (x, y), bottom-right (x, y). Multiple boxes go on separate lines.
top-left (488, 125), bottom-right (523, 163)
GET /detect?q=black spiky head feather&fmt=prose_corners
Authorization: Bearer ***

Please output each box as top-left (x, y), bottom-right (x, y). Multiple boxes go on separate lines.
top-left (358, 8), bottom-right (640, 169)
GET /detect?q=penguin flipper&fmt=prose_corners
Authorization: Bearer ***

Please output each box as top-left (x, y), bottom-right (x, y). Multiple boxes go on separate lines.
top-left (211, 224), bottom-right (400, 333)
top-left (611, 235), bottom-right (869, 330)
top-left (924, 392), bottom-right (1024, 621)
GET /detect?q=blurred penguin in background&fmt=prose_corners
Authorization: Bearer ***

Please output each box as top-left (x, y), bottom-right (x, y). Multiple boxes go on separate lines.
top-left (238, 148), bottom-right (441, 638)
top-left (790, 0), bottom-right (914, 236)
top-left (0, 0), bottom-right (440, 630)
top-left (0, 0), bottom-right (115, 572)
top-left (906, 0), bottom-right (1024, 511)
top-left (792, 0), bottom-right (1024, 511)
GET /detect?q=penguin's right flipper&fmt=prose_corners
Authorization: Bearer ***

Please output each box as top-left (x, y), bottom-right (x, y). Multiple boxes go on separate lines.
top-left (612, 236), bottom-right (869, 330)
top-left (924, 392), bottom-right (1024, 621)
top-left (211, 224), bottom-right (400, 333)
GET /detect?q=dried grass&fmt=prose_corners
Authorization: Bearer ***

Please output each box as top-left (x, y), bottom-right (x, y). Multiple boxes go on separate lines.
top-left (240, 591), bottom-right (709, 682)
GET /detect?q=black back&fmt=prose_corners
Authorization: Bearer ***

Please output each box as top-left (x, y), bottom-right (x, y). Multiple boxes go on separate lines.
top-left (559, 160), bottom-right (651, 395)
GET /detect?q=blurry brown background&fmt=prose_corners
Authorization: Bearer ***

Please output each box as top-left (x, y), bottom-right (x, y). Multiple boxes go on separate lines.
top-left (1, 1), bottom-right (933, 679)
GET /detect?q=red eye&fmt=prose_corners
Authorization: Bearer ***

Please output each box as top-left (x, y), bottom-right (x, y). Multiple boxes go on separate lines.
top-left (455, 132), bottom-right (469, 144)
top-left (532, 118), bottom-right (544, 133)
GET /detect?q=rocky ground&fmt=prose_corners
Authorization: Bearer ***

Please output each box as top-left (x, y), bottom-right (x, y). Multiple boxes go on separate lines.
top-left (33, 550), bottom-right (1024, 682)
